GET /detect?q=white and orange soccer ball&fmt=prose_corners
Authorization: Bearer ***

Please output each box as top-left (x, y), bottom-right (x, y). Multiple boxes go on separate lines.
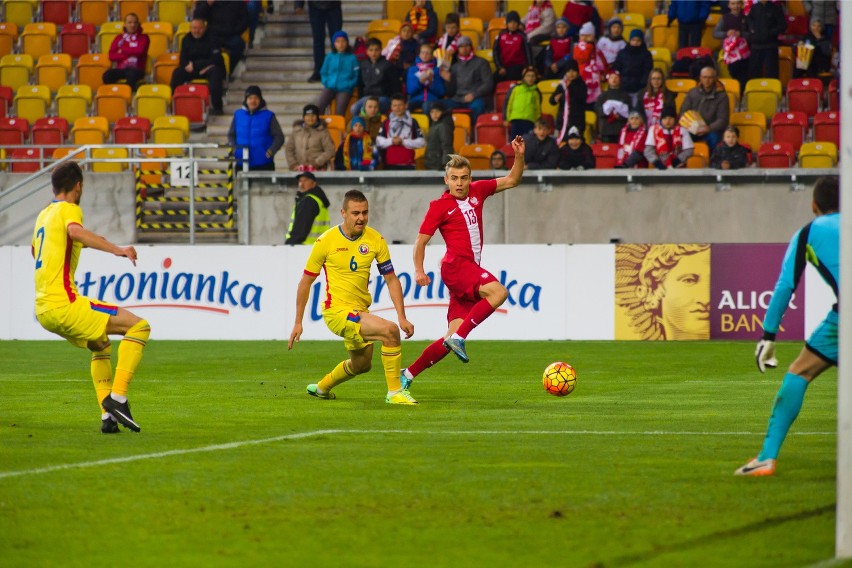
top-left (542, 362), bottom-right (577, 397)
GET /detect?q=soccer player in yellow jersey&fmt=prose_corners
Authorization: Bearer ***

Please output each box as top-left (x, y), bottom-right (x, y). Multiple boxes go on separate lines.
top-left (32, 162), bottom-right (150, 433)
top-left (288, 189), bottom-right (417, 404)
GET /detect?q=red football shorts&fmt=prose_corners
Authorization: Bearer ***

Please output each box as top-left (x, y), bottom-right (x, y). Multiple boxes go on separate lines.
top-left (440, 256), bottom-right (498, 322)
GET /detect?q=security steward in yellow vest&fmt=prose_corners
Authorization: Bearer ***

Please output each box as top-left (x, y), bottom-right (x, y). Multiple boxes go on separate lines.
top-left (285, 171), bottom-right (331, 244)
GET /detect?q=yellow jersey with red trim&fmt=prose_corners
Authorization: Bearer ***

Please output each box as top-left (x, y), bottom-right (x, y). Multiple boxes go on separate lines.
top-left (32, 200), bottom-right (84, 315)
top-left (304, 224), bottom-right (395, 313)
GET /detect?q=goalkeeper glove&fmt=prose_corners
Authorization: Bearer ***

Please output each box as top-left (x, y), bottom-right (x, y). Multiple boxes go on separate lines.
top-left (755, 332), bottom-right (778, 373)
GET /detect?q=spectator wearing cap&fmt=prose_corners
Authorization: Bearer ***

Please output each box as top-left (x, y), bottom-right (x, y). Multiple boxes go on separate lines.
top-left (558, 126), bottom-right (595, 170)
top-left (522, 0), bottom-right (557, 46)
top-left (335, 116), bottom-right (376, 171)
top-left (405, 0), bottom-right (438, 44)
top-left (560, 0), bottom-right (602, 42)
top-left (541, 17), bottom-right (572, 79)
top-left (306, 1), bottom-right (343, 83)
top-left (103, 13), bottom-right (149, 92)
top-left (596, 17), bottom-right (625, 66)
top-left (644, 105), bottom-right (694, 169)
top-left (523, 118), bottom-right (559, 170)
top-left (406, 42), bottom-right (446, 112)
top-left (438, 34), bottom-right (493, 122)
top-left (284, 104), bottom-right (336, 171)
top-left (573, 21), bottom-right (606, 104)
top-left (550, 59), bottom-right (586, 145)
top-left (615, 108), bottom-right (648, 169)
top-left (612, 29), bottom-right (653, 101)
top-left (504, 66), bottom-right (541, 138)
top-left (171, 18), bottom-right (226, 115)
top-left (351, 37), bottom-right (398, 118)
top-left (493, 10), bottom-right (534, 82)
top-left (228, 85), bottom-right (285, 171)
top-left (192, 0), bottom-right (249, 75)
top-left (595, 70), bottom-right (631, 142)
top-left (285, 171), bottom-right (331, 245)
top-left (680, 66), bottom-right (728, 150)
top-left (424, 100), bottom-right (454, 170)
top-left (376, 93), bottom-right (426, 170)
top-left (667, 0), bottom-right (710, 50)
top-left (315, 30), bottom-right (360, 116)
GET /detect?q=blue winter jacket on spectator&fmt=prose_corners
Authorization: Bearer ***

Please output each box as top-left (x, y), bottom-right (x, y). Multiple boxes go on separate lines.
top-left (406, 57), bottom-right (445, 105)
top-left (234, 108), bottom-right (274, 168)
top-left (668, 0), bottom-right (710, 25)
top-left (320, 50), bottom-right (360, 92)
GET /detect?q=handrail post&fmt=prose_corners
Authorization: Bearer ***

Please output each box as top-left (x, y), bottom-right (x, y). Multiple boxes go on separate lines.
top-left (238, 147), bottom-right (250, 245)
top-left (188, 145), bottom-right (196, 245)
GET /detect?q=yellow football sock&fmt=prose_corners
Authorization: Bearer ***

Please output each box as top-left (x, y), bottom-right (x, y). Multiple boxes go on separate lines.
top-left (318, 360), bottom-right (356, 393)
top-left (113, 319), bottom-right (150, 396)
top-left (382, 346), bottom-right (402, 392)
top-left (91, 344), bottom-right (113, 412)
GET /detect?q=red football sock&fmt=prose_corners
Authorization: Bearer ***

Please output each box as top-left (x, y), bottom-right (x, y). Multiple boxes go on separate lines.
top-left (456, 298), bottom-right (497, 338)
top-left (407, 338), bottom-right (450, 377)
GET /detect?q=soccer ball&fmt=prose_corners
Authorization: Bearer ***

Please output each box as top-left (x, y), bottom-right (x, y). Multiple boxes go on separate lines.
top-left (542, 362), bottom-right (577, 397)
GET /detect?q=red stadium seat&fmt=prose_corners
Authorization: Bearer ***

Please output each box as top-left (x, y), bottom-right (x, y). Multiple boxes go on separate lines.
top-left (828, 79), bottom-right (838, 111)
top-left (784, 15), bottom-right (809, 36)
top-left (675, 46), bottom-right (713, 61)
top-left (757, 141), bottom-right (795, 168)
top-left (813, 111), bottom-right (839, 147)
top-left (770, 111), bottom-right (808, 152)
top-left (591, 143), bottom-right (618, 168)
top-left (32, 116), bottom-right (69, 146)
top-left (172, 83), bottom-right (210, 125)
top-left (494, 80), bottom-right (517, 115)
top-left (0, 116), bottom-right (29, 145)
top-left (786, 78), bottom-right (823, 118)
top-left (60, 23), bottom-right (96, 59)
top-left (42, 0), bottom-right (76, 26)
top-left (10, 147), bottom-right (41, 172)
top-left (0, 85), bottom-right (12, 116)
top-left (474, 113), bottom-right (507, 147)
top-left (499, 142), bottom-right (515, 169)
top-left (113, 115), bottom-right (151, 144)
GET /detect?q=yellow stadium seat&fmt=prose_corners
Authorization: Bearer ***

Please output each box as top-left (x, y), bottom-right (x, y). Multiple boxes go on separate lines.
top-left (0, 53), bottom-right (34, 92)
top-left (14, 84), bottom-right (50, 123)
top-left (485, 16), bottom-right (505, 48)
top-left (366, 19), bottom-right (399, 48)
top-left (71, 116), bottom-right (110, 145)
top-left (136, 145), bottom-right (167, 185)
top-left (459, 143), bottom-right (496, 170)
top-left (151, 114), bottom-right (189, 155)
top-left (452, 112), bottom-right (471, 151)
top-left (666, 78), bottom-right (696, 95)
top-left (56, 84), bottom-right (93, 124)
top-left (584, 110), bottom-right (596, 144)
top-left (92, 147), bottom-right (129, 172)
top-left (537, 79), bottom-right (560, 117)
top-left (730, 111), bottom-right (766, 153)
top-left (155, 0), bottom-right (190, 27)
top-left (592, 0), bottom-right (615, 22)
top-left (744, 78), bottom-right (782, 120)
top-left (465, 0), bottom-right (496, 22)
top-left (624, 0), bottom-right (658, 21)
top-left (649, 46), bottom-right (671, 76)
top-left (686, 142), bottom-right (709, 169)
top-left (3, 0), bottom-right (36, 29)
top-left (778, 45), bottom-right (793, 89)
top-left (21, 23), bottom-right (57, 61)
top-left (97, 22), bottom-right (124, 54)
top-left (36, 53), bottom-right (72, 95)
top-left (719, 78), bottom-right (740, 113)
top-left (79, 0), bottom-right (113, 26)
top-left (174, 21), bottom-right (191, 51)
top-left (53, 146), bottom-right (87, 161)
top-left (410, 112), bottom-right (429, 135)
top-left (75, 53), bottom-right (111, 91)
top-left (650, 14), bottom-right (678, 53)
top-left (0, 22), bottom-right (18, 58)
top-left (145, 21), bottom-right (174, 63)
top-left (476, 48), bottom-right (495, 72)
top-left (154, 52), bottom-right (180, 85)
top-left (119, 0), bottom-right (153, 23)
top-left (798, 141), bottom-right (837, 168)
top-left (320, 114), bottom-right (345, 147)
top-left (701, 13), bottom-right (721, 51)
top-left (459, 16), bottom-right (483, 48)
top-left (619, 12), bottom-right (646, 37)
top-left (135, 83), bottom-right (172, 122)
top-left (95, 84), bottom-right (132, 124)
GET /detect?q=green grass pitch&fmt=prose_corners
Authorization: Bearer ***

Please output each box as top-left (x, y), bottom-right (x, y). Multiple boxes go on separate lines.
top-left (0, 339), bottom-right (845, 567)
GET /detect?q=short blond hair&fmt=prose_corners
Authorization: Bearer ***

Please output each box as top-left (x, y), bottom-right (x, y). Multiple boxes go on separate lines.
top-left (444, 154), bottom-right (471, 176)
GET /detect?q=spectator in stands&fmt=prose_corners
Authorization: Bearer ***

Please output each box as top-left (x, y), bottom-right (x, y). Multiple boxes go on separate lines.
top-left (284, 104), bottom-right (336, 171)
top-left (360, 96), bottom-right (383, 141)
top-left (613, 29), bottom-right (653, 102)
top-left (103, 13), bottom-right (149, 92)
top-left (424, 100), bottom-right (454, 170)
top-left (284, 171), bottom-right (331, 245)
top-left (493, 11), bottom-right (534, 82)
top-left (438, 35), bottom-right (493, 122)
top-left (171, 19), bottom-right (226, 115)
top-left (193, 0), bottom-right (249, 76)
top-left (314, 30), bottom-right (359, 116)
top-left (713, 0), bottom-right (750, 95)
top-left (523, 0), bottom-right (557, 46)
top-left (522, 118), bottom-right (559, 169)
top-left (383, 22), bottom-right (419, 74)
top-left (595, 70), bottom-right (631, 143)
top-left (541, 17), bottom-right (572, 79)
top-left (305, 1), bottom-right (342, 83)
top-left (561, 0), bottom-right (601, 42)
top-left (615, 108), bottom-right (649, 168)
top-left (596, 17), bottom-right (625, 66)
top-left (644, 105), bottom-right (694, 169)
top-left (376, 93), bottom-right (425, 170)
top-left (667, 0), bottom-right (710, 49)
top-left (490, 149), bottom-right (507, 170)
top-left (247, 0), bottom-right (262, 48)
top-left (796, 18), bottom-right (833, 78)
top-left (334, 116), bottom-right (376, 171)
top-left (436, 12), bottom-right (462, 63)
top-left (405, 0), bottom-right (438, 45)
top-left (406, 43), bottom-right (445, 112)
top-left (710, 125), bottom-right (750, 169)
top-left (804, 0), bottom-right (838, 40)
top-left (558, 126), bottom-right (595, 170)
top-left (573, 21), bottom-right (605, 104)
top-left (228, 85), bottom-right (285, 171)
top-left (642, 68), bottom-right (675, 126)
top-left (504, 66), bottom-right (541, 139)
top-left (351, 39), bottom-right (397, 117)
top-left (746, 0), bottom-right (786, 80)
top-left (550, 59), bottom-right (587, 145)
top-left (680, 66), bottom-right (729, 150)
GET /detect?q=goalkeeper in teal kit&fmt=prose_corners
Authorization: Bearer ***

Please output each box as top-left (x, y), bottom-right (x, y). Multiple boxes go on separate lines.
top-left (735, 176), bottom-right (840, 477)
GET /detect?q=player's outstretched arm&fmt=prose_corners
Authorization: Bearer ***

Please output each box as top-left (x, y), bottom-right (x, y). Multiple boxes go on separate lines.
top-left (413, 233), bottom-right (433, 287)
top-left (383, 272), bottom-right (414, 338)
top-left (495, 135), bottom-right (526, 192)
top-left (67, 223), bottom-right (137, 266)
top-left (288, 273), bottom-right (317, 350)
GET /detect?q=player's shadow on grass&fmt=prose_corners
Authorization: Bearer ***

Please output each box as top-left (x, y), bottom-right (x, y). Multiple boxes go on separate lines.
top-left (610, 503), bottom-right (835, 566)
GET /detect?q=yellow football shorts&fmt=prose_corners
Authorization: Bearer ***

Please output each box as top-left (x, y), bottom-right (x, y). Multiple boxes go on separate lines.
top-left (323, 307), bottom-right (372, 351)
top-left (37, 297), bottom-right (116, 348)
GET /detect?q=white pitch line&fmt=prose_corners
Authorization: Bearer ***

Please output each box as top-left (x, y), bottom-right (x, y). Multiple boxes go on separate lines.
top-left (0, 429), bottom-right (835, 481)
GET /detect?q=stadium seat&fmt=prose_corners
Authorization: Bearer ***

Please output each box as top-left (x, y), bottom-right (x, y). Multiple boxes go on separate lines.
top-left (36, 54), bottom-right (73, 95)
top-left (155, 0), bottom-right (190, 28)
top-left (675, 46), bottom-right (712, 64)
top-left (493, 80), bottom-right (516, 116)
top-left (114, 115), bottom-right (151, 144)
top-left (701, 13), bottom-right (722, 51)
top-left (665, 78), bottom-right (696, 96)
top-left (97, 22), bottom-right (124, 54)
top-left (718, 78), bottom-right (741, 111)
top-left (649, 46), bottom-right (672, 76)
top-left (757, 142), bottom-right (795, 168)
top-left (33, 116), bottom-right (69, 146)
top-left (3, 0), bottom-right (36, 29)
top-left (787, 0), bottom-right (807, 16)
top-left (366, 19), bottom-right (400, 46)
top-left (828, 79), bottom-right (838, 112)
top-left (172, 83), bottom-right (209, 126)
top-left (813, 111), bottom-right (839, 147)
top-left (92, 147), bottom-right (129, 172)
top-left (14, 85), bottom-right (50, 124)
top-left (42, 0), bottom-right (76, 26)
top-left (650, 15), bottom-right (678, 54)
top-left (0, 22), bottom-right (18, 58)
top-left (798, 141), bottom-right (837, 168)
top-left (619, 12), bottom-right (646, 37)
top-left (10, 147), bottom-right (41, 172)
top-left (744, 78), bottom-right (782, 120)
top-left (593, 0), bottom-right (617, 22)
top-left (464, 0), bottom-right (496, 22)
top-left (410, 112), bottom-right (428, 135)
top-left (95, 84), bottom-right (133, 124)
top-left (174, 21), bottom-right (191, 51)
top-left (624, 0), bottom-right (656, 20)
top-left (476, 49), bottom-right (495, 73)
top-left (686, 142), bottom-right (709, 169)
top-left (459, 17), bottom-right (483, 48)
top-left (21, 23), bottom-right (57, 61)
top-left (151, 114), bottom-right (189, 155)
top-left (119, 0), bottom-right (153, 23)
top-left (145, 21), bottom-right (174, 63)
top-left (79, 0), bottom-right (113, 26)
top-left (730, 111), bottom-right (766, 152)
top-left (584, 110), bottom-right (596, 144)
top-left (459, 143), bottom-right (496, 170)
top-left (320, 114), bottom-right (345, 148)
top-left (770, 111), bottom-right (808, 152)
top-left (0, 116), bottom-right (29, 145)
top-left (782, 14), bottom-right (809, 41)
top-left (786, 78), bottom-right (823, 118)
top-left (56, 84), bottom-right (93, 124)
top-left (136, 145), bottom-right (166, 187)
top-left (475, 113), bottom-right (507, 147)
top-left (778, 45), bottom-right (793, 88)
top-left (153, 52), bottom-right (180, 85)
top-left (536, 79), bottom-right (560, 117)
top-left (135, 84), bottom-right (172, 122)
top-left (75, 53), bottom-right (111, 91)
top-left (0, 53), bottom-right (34, 92)
top-left (591, 143), bottom-right (617, 169)
top-left (71, 116), bottom-right (110, 145)
top-left (485, 17), bottom-right (505, 48)
top-left (499, 141), bottom-right (515, 168)
top-left (0, 84), bottom-right (12, 116)
top-left (452, 112), bottom-right (472, 150)
top-left (60, 23), bottom-right (97, 60)
top-left (52, 146), bottom-right (86, 161)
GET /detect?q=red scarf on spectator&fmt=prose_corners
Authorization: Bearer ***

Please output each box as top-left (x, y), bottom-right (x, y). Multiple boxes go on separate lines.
top-left (408, 7), bottom-right (429, 32)
top-left (651, 124), bottom-right (683, 166)
top-left (722, 35), bottom-right (750, 64)
top-left (643, 91), bottom-right (664, 125)
top-left (525, 1), bottom-right (553, 34)
top-left (617, 124), bottom-right (647, 164)
top-left (557, 75), bottom-right (572, 143)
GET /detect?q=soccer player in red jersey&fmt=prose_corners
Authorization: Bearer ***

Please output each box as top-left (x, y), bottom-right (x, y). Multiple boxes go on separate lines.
top-left (400, 135), bottom-right (526, 391)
